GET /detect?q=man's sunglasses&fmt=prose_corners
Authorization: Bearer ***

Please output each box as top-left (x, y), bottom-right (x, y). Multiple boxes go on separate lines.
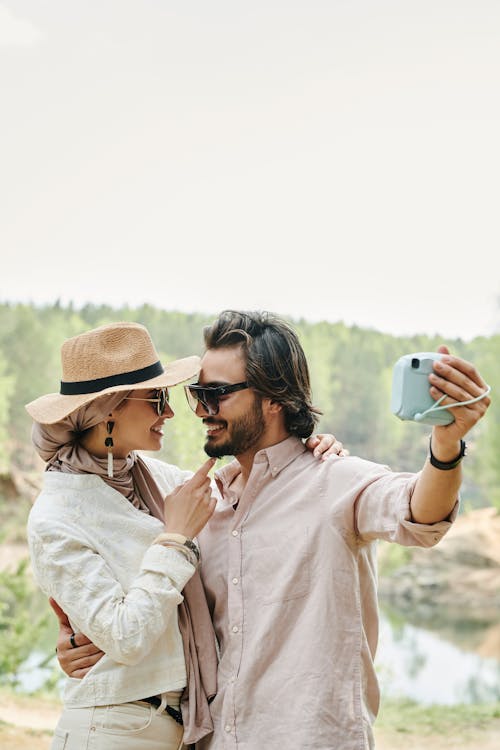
top-left (184, 382), bottom-right (248, 416)
top-left (125, 387), bottom-right (169, 416)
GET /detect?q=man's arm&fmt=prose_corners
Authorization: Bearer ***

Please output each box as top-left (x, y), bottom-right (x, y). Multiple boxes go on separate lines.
top-left (50, 598), bottom-right (104, 677)
top-left (410, 347), bottom-right (490, 524)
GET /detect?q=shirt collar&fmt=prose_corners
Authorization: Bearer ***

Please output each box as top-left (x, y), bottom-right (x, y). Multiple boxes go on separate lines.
top-left (252, 435), bottom-right (306, 476)
top-left (214, 435), bottom-right (306, 499)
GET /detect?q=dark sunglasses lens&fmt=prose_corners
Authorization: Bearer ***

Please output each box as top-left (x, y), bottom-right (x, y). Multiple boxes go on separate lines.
top-left (186, 386), bottom-right (202, 413)
top-left (157, 389), bottom-right (168, 415)
top-left (185, 387), bottom-right (196, 412)
top-left (187, 387), bottom-right (218, 415)
top-left (204, 391), bottom-right (219, 415)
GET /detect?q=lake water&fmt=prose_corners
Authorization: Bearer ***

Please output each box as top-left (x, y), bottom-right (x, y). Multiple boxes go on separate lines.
top-left (376, 611), bottom-right (500, 705)
top-left (17, 612), bottom-right (500, 704)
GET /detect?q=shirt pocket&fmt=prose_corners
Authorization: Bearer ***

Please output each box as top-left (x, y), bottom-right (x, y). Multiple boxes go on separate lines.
top-left (248, 527), bottom-right (311, 605)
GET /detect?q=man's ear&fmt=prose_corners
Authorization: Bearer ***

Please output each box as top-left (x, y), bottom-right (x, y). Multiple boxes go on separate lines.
top-left (267, 399), bottom-right (283, 415)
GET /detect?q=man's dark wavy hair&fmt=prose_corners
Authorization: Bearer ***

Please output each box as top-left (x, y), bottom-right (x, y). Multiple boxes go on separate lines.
top-left (203, 310), bottom-right (322, 439)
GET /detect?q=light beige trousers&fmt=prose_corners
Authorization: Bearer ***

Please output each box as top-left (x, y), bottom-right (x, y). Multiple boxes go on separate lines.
top-left (50, 693), bottom-right (185, 750)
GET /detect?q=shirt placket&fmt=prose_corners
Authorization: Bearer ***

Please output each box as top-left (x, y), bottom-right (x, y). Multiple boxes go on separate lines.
top-left (219, 456), bottom-right (269, 747)
top-left (219, 522), bottom-right (242, 744)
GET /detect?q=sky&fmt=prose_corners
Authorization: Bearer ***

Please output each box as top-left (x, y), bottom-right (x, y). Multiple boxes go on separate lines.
top-left (1, 0), bottom-right (499, 341)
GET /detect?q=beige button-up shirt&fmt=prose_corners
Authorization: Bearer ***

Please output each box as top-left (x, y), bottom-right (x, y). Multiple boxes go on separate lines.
top-left (197, 437), bottom-right (457, 750)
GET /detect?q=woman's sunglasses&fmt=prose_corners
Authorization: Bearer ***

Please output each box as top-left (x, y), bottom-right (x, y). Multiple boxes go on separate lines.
top-left (125, 387), bottom-right (169, 416)
top-left (184, 382), bottom-right (248, 416)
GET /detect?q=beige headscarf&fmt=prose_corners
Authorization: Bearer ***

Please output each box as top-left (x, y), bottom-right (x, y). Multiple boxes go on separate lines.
top-left (31, 394), bottom-right (217, 744)
top-left (31, 392), bottom-right (166, 517)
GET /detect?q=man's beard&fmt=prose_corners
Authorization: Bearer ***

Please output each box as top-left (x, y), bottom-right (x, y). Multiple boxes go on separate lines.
top-left (204, 397), bottom-right (265, 458)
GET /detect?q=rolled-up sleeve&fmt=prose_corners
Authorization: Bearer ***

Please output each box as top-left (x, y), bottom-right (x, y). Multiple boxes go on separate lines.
top-left (334, 457), bottom-right (459, 547)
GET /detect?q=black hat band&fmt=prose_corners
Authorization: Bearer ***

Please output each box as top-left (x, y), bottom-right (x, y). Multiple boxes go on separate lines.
top-left (60, 361), bottom-right (164, 395)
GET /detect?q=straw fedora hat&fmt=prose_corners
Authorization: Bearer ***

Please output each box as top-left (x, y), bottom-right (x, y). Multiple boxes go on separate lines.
top-left (25, 322), bottom-right (200, 424)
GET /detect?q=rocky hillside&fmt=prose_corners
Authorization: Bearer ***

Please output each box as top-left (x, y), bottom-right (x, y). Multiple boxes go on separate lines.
top-left (378, 506), bottom-right (500, 659)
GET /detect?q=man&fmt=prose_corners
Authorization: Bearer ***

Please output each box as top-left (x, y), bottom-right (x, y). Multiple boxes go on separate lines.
top-left (56, 310), bottom-right (490, 749)
top-left (183, 310), bottom-right (489, 749)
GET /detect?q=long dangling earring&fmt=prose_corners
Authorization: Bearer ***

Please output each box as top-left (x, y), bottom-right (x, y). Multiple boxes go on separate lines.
top-left (105, 420), bottom-right (115, 478)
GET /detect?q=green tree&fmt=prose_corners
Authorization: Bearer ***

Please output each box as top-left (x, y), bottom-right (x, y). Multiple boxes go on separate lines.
top-left (0, 302), bottom-right (496, 511)
top-left (0, 561), bottom-right (51, 687)
top-left (466, 335), bottom-right (500, 510)
top-left (0, 352), bottom-right (15, 472)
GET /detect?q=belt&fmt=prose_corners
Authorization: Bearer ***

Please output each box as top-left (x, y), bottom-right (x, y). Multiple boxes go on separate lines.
top-left (140, 696), bottom-right (183, 725)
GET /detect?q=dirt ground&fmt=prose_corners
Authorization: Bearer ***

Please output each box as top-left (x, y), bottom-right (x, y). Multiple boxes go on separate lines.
top-left (0, 694), bottom-right (58, 750)
top-left (1, 694), bottom-right (499, 750)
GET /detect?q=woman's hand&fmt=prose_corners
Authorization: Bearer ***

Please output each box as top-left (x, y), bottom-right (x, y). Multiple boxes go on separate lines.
top-left (305, 433), bottom-right (349, 461)
top-left (163, 457), bottom-right (218, 538)
top-left (50, 598), bottom-right (103, 679)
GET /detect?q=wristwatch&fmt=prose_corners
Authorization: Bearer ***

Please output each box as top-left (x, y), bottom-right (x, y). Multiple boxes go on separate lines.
top-left (160, 532), bottom-right (200, 561)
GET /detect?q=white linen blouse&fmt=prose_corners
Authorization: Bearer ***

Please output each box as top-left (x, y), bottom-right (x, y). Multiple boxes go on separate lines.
top-left (27, 456), bottom-right (195, 708)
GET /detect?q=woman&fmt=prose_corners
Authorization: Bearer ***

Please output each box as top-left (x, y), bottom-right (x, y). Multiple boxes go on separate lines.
top-left (26, 321), bottom-right (219, 750)
top-left (26, 320), bottom-right (341, 750)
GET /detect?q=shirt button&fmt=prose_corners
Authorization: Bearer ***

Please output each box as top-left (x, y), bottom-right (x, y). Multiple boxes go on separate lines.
top-left (232, 530), bottom-right (239, 537)
top-left (232, 625), bottom-right (239, 633)
top-left (232, 577), bottom-right (239, 584)
top-left (225, 725), bottom-right (232, 733)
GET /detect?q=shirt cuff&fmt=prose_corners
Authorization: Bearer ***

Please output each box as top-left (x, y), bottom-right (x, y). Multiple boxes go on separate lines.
top-left (399, 493), bottom-right (460, 545)
top-left (143, 543), bottom-right (196, 592)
